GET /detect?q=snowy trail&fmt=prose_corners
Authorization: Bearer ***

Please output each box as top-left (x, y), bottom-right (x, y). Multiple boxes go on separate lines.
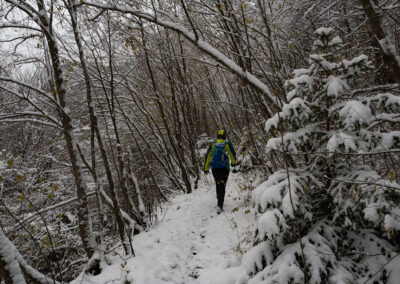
top-left (74, 173), bottom-right (256, 284)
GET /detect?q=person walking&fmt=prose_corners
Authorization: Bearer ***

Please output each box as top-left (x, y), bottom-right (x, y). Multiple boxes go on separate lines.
top-left (204, 130), bottom-right (236, 214)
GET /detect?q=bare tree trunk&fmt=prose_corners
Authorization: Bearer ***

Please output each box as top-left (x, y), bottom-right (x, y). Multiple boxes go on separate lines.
top-left (140, 21), bottom-right (193, 194)
top-left (359, 0), bottom-right (400, 83)
top-left (33, 0), bottom-right (96, 258)
top-left (66, 1), bottom-right (132, 256)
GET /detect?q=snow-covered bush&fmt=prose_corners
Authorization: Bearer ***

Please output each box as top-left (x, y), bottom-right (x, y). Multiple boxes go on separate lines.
top-left (236, 125), bottom-right (271, 173)
top-left (196, 133), bottom-right (213, 159)
top-left (240, 28), bottom-right (400, 283)
top-left (0, 136), bottom-right (85, 281)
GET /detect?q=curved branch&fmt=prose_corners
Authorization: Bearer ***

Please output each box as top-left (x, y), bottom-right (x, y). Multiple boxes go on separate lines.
top-left (0, 76), bottom-right (63, 110)
top-left (0, 23), bottom-right (43, 33)
top-left (82, 0), bottom-right (280, 113)
top-left (0, 227), bottom-right (60, 284)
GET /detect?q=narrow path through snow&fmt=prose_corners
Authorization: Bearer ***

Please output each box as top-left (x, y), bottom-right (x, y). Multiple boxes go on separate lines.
top-left (74, 173), bottom-right (256, 284)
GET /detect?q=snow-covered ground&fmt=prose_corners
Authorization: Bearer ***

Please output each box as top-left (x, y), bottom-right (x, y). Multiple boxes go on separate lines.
top-left (72, 172), bottom-right (257, 284)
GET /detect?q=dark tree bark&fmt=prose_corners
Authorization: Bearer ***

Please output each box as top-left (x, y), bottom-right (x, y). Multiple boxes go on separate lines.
top-left (32, 0), bottom-right (97, 259)
top-left (359, 0), bottom-right (400, 83)
top-left (66, 0), bottom-right (132, 255)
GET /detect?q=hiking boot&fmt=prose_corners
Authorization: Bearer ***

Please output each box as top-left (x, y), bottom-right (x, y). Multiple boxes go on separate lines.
top-left (217, 207), bottom-right (223, 214)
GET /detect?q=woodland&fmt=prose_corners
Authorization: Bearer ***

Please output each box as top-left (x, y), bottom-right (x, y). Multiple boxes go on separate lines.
top-left (0, 0), bottom-right (399, 283)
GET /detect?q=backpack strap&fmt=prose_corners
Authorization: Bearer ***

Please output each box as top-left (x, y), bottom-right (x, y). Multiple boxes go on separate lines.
top-left (204, 140), bottom-right (216, 172)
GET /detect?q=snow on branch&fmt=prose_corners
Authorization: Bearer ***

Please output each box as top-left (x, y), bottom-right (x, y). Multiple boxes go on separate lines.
top-left (82, 0), bottom-right (280, 112)
top-left (0, 118), bottom-right (61, 129)
top-left (0, 23), bottom-right (43, 33)
top-left (0, 76), bottom-right (64, 110)
top-left (6, 191), bottom-right (96, 233)
top-left (0, 227), bottom-right (26, 283)
top-left (0, 227), bottom-right (59, 284)
top-left (100, 188), bottom-right (142, 231)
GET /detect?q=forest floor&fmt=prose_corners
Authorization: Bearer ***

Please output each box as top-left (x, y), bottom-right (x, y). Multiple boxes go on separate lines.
top-left (72, 172), bottom-right (259, 284)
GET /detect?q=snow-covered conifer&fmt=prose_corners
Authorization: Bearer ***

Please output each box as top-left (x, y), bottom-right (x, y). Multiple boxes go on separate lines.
top-left (241, 28), bottom-right (400, 283)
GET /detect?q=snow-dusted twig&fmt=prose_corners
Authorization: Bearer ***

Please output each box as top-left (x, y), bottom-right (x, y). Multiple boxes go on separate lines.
top-left (352, 83), bottom-right (399, 95)
top-left (0, 227), bottom-right (27, 284)
top-left (292, 169), bottom-right (400, 191)
top-left (82, 0), bottom-right (280, 113)
top-left (6, 191), bottom-right (96, 233)
top-left (363, 253), bottom-right (400, 284)
top-left (221, 211), bottom-right (243, 257)
top-left (267, 149), bottom-right (400, 156)
top-left (0, 225), bottom-right (60, 284)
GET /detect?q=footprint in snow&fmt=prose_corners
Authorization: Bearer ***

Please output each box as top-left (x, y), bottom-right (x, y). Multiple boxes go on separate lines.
top-left (190, 245), bottom-right (198, 256)
top-left (188, 265), bottom-right (203, 279)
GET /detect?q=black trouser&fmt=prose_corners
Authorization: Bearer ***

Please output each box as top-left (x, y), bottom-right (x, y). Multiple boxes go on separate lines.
top-left (212, 167), bottom-right (229, 208)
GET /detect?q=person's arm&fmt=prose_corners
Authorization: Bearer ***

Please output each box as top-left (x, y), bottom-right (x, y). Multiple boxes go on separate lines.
top-left (225, 141), bottom-right (236, 165)
top-left (204, 142), bottom-right (214, 172)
